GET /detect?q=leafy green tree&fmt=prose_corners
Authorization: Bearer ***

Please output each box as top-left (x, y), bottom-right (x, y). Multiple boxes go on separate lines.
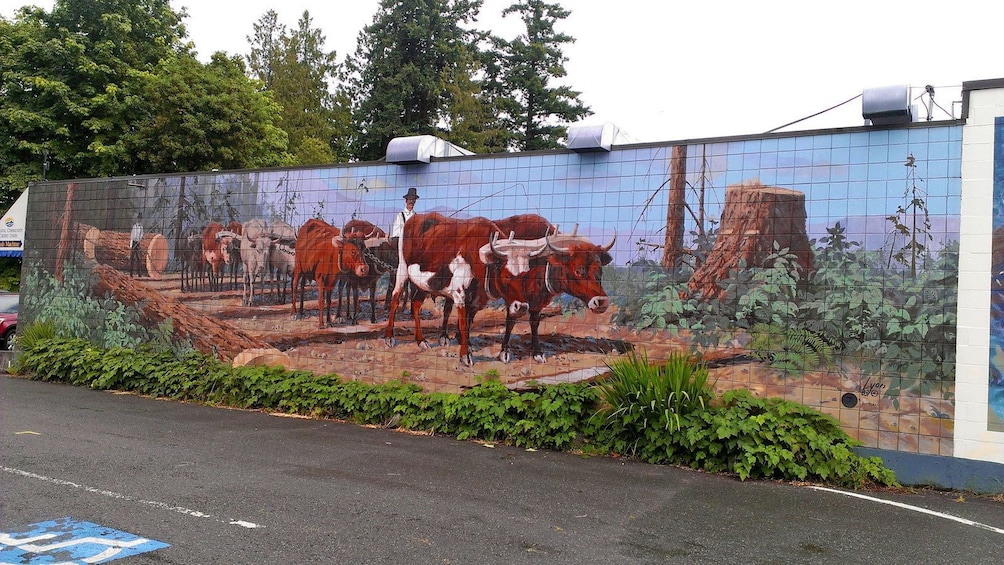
top-left (246, 10), bottom-right (351, 164)
top-left (489, 0), bottom-right (591, 150)
top-left (126, 53), bottom-right (289, 173)
top-left (346, 0), bottom-right (485, 161)
top-left (0, 0), bottom-right (187, 198)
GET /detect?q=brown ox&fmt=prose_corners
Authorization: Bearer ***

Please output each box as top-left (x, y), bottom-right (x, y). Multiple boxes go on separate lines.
top-left (385, 212), bottom-right (503, 366)
top-left (437, 214), bottom-right (554, 341)
top-left (290, 218), bottom-right (369, 328)
top-left (337, 219), bottom-right (397, 323)
top-left (487, 229), bottom-right (614, 363)
top-left (202, 222), bottom-right (240, 292)
top-left (440, 215), bottom-right (614, 363)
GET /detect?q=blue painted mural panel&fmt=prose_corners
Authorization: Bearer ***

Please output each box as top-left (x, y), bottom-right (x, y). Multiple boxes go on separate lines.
top-left (989, 116), bottom-right (1004, 432)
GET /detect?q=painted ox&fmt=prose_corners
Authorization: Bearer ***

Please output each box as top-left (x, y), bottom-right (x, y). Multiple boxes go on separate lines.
top-left (291, 218), bottom-right (369, 329)
top-left (438, 214), bottom-right (614, 363)
top-left (240, 218), bottom-right (278, 306)
top-left (338, 219), bottom-right (397, 323)
top-left (385, 212), bottom-right (519, 366)
top-left (267, 219), bottom-right (298, 304)
top-left (179, 227), bottom-right (205, 292)
top-left (202, 222), bottom-right (240, 292)
top-left (486, 227), bottom-right (614, 363)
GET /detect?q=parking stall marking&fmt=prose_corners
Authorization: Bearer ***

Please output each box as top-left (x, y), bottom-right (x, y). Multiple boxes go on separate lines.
top-left (2, 466), bottom-right (264, 529)
top-left (0, 518), bottom-right (168, 563)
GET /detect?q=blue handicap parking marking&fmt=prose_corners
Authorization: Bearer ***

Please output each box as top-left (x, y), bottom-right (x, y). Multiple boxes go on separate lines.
top-left (0, 517), bottom-right (169, 564)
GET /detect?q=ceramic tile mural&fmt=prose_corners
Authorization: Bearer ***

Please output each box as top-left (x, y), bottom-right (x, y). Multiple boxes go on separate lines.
top-left (21, 124), bottom-right (962, 455)
top-left (989, 116), bottom-right (1004, 433)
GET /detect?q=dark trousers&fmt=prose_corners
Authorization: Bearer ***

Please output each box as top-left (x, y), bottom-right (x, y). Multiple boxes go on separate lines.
top-left (129, 242), bottom-right (142, 277)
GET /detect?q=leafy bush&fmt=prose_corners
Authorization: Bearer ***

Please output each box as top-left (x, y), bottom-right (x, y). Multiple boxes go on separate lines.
top-left (12, 336), bottom-right (897, 488)
top-left (683, 390), bottom-right (896, 487)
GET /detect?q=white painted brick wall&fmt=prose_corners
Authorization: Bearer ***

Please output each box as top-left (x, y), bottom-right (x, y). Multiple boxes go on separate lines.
top-left (956, 85), bottom-right (1004, 463)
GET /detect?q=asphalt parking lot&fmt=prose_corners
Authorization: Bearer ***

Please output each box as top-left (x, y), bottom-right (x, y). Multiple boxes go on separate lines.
top-left (2, 375), bottom-right (1002, 564)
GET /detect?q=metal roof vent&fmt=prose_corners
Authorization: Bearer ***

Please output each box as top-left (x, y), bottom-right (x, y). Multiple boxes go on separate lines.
top-left (566, 122), bottom-right (634, 152)
top-left (386, 135), bottom-right (474, 164)
top-left (862, 85), bottom-right (914, 126)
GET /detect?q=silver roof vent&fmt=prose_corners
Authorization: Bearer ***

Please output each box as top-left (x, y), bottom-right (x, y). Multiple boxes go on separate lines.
top-left (566, 122), bottom-right (635, 152)
top-left (862, 85), bottom-right (914, 126)
top-left (386, 135), bottom-right (474, 164)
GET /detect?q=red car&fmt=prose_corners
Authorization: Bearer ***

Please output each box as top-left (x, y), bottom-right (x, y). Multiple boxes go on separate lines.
top-left (0, 292), bottom-right (18, 350)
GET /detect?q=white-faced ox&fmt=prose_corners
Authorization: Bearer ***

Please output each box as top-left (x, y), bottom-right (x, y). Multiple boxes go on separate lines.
top-left (485, 229), bottom-right (614, 363)
top-left (240, 218), bottom-right (279, 306)
top-left (436, 222), bottom-right (614, 364)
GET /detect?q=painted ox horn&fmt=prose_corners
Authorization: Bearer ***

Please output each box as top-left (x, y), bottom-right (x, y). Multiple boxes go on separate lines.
top-left (528, 235), bottom-right (550, 258)
top-left (545, 230), bottom-right (616, 254)
top-left (600, 231), bottom-right (616, 252)
top-left (489, 231), bottom-right (549, 259)
top-left (488, 230), bottom-right (508, 260)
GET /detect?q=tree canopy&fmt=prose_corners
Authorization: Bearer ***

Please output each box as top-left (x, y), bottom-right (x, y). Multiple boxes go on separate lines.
top-left (489, 0), bottom-right (591, 151)
top-left (126, 53), bottom-right (289, 173)
top-left (0, 0), bottom-right (596, 201)
top-left (0, 0), bottom-right (288, 204)
top-left (345, 0), bottom-right (485, 161)
top-left (246, 10), bottom-right (350, 165)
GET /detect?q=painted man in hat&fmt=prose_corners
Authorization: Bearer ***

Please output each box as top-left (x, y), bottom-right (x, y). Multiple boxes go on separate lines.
top-left (390, 188), bottom-right (419, 313)
top-left (391, 187), bottom-right (419, 241)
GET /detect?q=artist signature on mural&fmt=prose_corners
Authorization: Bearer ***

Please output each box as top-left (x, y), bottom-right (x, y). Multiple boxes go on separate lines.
top-left (857, 376), bottom-right (887, 397)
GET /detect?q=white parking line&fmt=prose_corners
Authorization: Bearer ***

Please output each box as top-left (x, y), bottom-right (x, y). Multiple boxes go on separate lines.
top-left (810, 486), bottom-right (1004, 535)
top-left (1, 466), bottom-right (264, 529)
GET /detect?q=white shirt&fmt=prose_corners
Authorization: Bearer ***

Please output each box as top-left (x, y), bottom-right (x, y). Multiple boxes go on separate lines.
top-left (391, 208), bottom-right (415, 239)
top-left (130, 221), bottom-right (144, 245)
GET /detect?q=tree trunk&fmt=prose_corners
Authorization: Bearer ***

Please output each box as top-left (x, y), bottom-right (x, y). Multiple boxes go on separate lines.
top-left (94, 230), bottom-right (169, 279)
top-left (688, 181), bottom-right (815, 299)
top-left (55, 183), bottom-right (76, 282)
top-left (89, 263), bottom-right (268, 361)
top-left (661, 145), bottom-right (688, 269)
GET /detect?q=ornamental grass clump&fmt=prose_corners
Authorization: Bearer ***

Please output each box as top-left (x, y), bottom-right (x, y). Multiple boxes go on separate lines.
top-left (593, 350), bottom-right (714, 457)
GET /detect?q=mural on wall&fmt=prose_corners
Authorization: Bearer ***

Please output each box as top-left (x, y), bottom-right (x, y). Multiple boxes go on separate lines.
top-left (990, 116), bottom-right (1004, 432)
top-left (21, 125), bottom-right (961, 456)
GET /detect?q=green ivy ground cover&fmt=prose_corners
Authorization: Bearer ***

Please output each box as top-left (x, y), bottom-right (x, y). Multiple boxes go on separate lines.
top-left (12, 334), bottom-right (896, 489)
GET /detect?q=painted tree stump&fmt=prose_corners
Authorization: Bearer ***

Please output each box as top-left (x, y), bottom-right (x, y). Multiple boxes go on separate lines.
top-left (688, 181), bottom-right (814, 299)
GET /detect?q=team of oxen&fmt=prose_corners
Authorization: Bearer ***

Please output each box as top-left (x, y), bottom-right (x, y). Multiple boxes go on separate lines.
top-left (177, 212), bottom-right (614, 366)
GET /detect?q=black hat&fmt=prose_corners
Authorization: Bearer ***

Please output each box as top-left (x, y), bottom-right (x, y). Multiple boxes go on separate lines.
top-left (403, 187), bottom-right (420, 200)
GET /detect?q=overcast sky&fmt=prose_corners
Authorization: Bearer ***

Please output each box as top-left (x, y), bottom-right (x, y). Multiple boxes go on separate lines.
top-left (2, 0), bottom-right (999, 143)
